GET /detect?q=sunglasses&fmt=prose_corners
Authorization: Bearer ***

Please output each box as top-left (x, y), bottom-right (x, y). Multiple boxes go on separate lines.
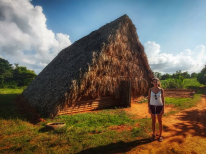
top-left (154, 94), bottom-right (157, 100)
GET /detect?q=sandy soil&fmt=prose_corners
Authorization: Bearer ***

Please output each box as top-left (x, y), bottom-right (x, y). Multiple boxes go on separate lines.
top-left (125, 93), bottom-right (206, 154)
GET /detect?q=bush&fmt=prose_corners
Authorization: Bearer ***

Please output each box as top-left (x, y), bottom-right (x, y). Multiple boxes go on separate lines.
top-left (196, 66), bottom-right (206, 85)
top-left (161, 78), bottom-right (184, 89)
top-left (0, 81), bottom-right (18, 89)
top-left (197, 69), bottom-right (206, 85)
top-left (161, 78), bottom-right (203, 89)
top-left (0, 58), bottom-right (37, 88)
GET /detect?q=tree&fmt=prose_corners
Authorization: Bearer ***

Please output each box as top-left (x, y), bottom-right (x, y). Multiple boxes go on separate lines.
top-left (191, 72), bottom-right (198, 78)
top-left (0, 58), bottom-right (13, 86)
top-left (0, 57), bottom-right (37, 88)
top-left (13, 66), bottom-right (36, 87)
top-left (182, 71), bottom-right (190, 78)
top-left (176, 70), bottom-right (182, 75)
top-left (0, 58), bottom-right (13, 75)
top-left (197, 65), bottom-right (206, 85)
top-left (161, 73), bottom-right (172, 80)
top-left (154, 72), bottom-right (161, 79)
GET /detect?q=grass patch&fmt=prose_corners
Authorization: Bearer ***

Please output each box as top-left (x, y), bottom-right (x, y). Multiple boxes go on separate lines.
top-left (57, 109), bottom-right (135, 127)
top-left (165, 94), bottom-right (202, 110)
top-left (162, 93), bottom-right (202, 116)
top-left (0, 88), bottom-right (24, 94)
top-left (0, 89), bottom-right (152, 154)
top-left (131, 118), bottom-right (152, 138)
top-left (0, 111), bottom-right (151, 153)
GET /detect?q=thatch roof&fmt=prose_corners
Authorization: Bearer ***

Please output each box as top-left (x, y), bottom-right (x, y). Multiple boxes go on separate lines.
top-left (22, 14), bottom-right (153, 117)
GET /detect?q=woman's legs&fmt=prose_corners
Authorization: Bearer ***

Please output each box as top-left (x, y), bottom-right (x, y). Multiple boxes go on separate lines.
top-left (157, 113), bottom-right (163, 137)
top-left (151, 114), bottom-right (156, 136)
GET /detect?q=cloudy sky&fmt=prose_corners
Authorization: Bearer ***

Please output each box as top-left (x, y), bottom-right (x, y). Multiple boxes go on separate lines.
top-left (0, 0), bottom-right (205, 74)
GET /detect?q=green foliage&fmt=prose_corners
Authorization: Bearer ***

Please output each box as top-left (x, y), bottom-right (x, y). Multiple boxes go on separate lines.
top-left (161, 73), bottom-right (172, 80)
top-left (153, 72), bottom-right (161, 79)
top-left (161, 78), bottom-right (184, 89)
top-left (160, 70), bottom-right (191, 80)
top-left (191, 72), bottom-right (198, 78)
top-left (0, 58), bottom-right (13, 75)
top-left (161, 78), bottom-right (203, 89)
top-left (0, 58), bottom-right (13, 86)
top-left (13, 66), bottom-right (36, 87)
top-left (183, 78), bottom-right (204, 89)
top-left (181, 71), bottom-right (190, 78)
top-left (172, 71), bottom-right (188, 80)
top-left (0, 58), bottom-right (37, 88)
top-left (197, 65), bottom-right (206, 85)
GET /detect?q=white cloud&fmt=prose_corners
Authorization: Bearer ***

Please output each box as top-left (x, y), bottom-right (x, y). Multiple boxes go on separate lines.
top-left (144, 41), bottom-right (160, 57)
top-left (0, 0), bottom-right (72, 74)
top-left (144, 41), bottom-right (206, 74)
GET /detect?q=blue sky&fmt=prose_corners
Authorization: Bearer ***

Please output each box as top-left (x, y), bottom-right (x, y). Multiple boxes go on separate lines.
top-left (0, 0), bottom-right (205, 74)
top-left (31, 0), bottom-right (206, 54)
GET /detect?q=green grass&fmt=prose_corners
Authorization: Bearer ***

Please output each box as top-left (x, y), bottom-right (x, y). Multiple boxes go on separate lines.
top-left (0, 88), bottom-right (24, 94)
top-left (0, 88), bottom-right (204, 153)
top-left (0, 89), bottom-right (152, 154)
top-left (165, 94), bottom-right (202, 110)
top-left (131, 118), bottom-right (152, 138)
top-left (162, 94), bottom-right (202, 117)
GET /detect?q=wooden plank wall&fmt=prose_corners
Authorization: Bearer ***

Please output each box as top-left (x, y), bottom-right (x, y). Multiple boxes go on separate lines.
top-left (58, 96), bottom-right (120, 115)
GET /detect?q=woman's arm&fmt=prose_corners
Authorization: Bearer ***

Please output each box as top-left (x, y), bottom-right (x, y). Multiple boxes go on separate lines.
top-left (148, 88), bottom-right (151, 114)
top-left (161, 89), bottom-right (165, 114)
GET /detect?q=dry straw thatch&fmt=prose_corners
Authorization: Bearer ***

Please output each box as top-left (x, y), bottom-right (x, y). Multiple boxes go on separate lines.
top-left (22, 14), bottom-right (153, 118)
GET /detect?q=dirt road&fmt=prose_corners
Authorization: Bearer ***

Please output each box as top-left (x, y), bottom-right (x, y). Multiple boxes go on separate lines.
top-left (125, 94), bottom-right (206, 154)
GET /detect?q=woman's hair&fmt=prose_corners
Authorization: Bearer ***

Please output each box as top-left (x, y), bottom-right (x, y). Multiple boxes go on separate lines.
top-left (152, 77), bottom-right (161, 87)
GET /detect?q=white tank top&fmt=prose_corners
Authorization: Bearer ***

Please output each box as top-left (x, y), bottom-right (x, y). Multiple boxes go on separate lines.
top-left (150, 89), bottom-right (163, 106)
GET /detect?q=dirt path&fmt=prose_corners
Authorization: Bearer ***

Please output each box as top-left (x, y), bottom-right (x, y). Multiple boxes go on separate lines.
top-left (125, 94), bottom-right (206, 154)
top-left (124, 102), bottom-right (175, 119)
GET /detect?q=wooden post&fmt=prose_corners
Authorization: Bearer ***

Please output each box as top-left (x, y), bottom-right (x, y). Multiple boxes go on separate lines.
top-left (119, 80), bottom-right (131, 107)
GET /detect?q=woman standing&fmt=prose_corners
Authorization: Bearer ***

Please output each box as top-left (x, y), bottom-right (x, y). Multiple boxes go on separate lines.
top-left (148, 77), bottom-right (165, 142)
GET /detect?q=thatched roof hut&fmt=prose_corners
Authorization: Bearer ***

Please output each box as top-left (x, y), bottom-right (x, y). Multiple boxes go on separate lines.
top-left (22, 14), bottom-right (153, 118)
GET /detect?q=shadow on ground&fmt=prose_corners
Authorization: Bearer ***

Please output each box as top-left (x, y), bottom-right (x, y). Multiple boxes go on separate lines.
top-left (0, 94), bottom-right (24, 120)
top-left (163, 94), bottom-right (206, 143)
top-left (77, 138), bottom-right (151, 154)
top-left (0, 93), bottom-right (42, 124)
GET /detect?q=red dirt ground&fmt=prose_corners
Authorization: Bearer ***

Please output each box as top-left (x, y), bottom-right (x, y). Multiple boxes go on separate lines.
top-left (124, 102), bottom-right (175, 119)
top-left (124, 91), bottom-right (206, 154)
